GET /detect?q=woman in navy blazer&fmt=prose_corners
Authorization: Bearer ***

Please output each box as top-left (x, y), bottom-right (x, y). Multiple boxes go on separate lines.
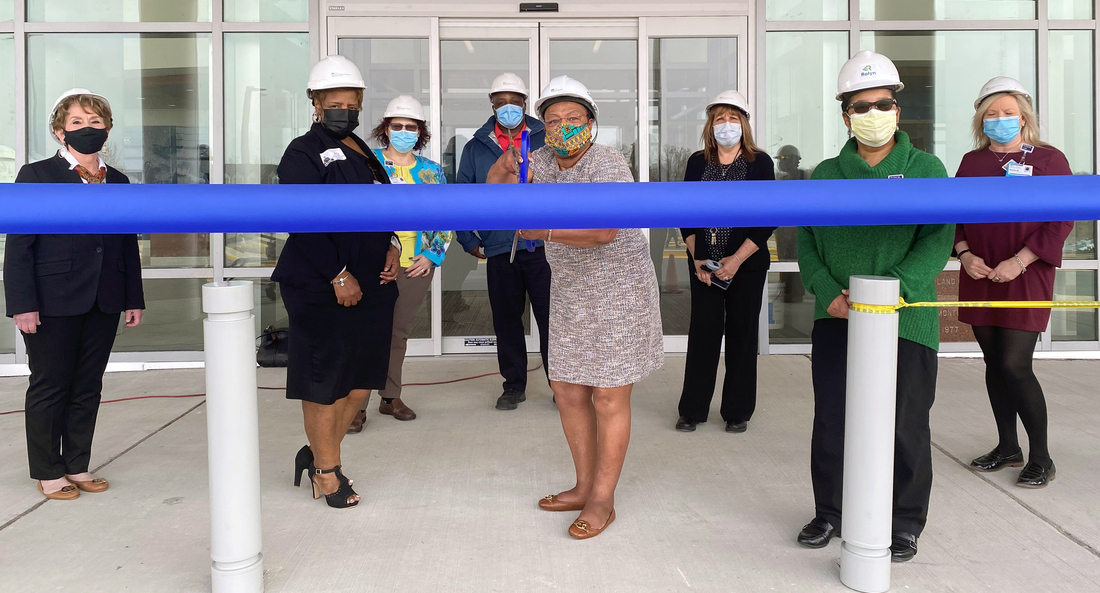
top-left (3, 89), bottom-right (145, 501)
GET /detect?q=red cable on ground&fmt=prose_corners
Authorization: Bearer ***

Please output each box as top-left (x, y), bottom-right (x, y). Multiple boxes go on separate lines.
top-left (0, 363), bottom-right (543, 416)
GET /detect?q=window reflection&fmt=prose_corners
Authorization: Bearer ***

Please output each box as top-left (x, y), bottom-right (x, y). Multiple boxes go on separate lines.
top-left (112, 278), bottom-right (211, 352)
top-left (767, 0), bottom-right (847, 20)
top-left (0, 281), bottom-right (13, 355)
top-left (338, 38), bottom-right (430, 139)
top-left (1053, 270), bottom-right (1098, 341)
top-left (28, 0), bottom-right (212, 22)
top-left (860, 0), bottom-right (1035, 20)
top-left (224, 0), bottom-right (308, 22)
top-left (767, 272), bottom-right (816, 344)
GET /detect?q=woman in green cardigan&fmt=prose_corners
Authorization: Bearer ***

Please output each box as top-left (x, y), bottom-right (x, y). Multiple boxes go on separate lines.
top-left (794, 51), bottom-right (954, 563)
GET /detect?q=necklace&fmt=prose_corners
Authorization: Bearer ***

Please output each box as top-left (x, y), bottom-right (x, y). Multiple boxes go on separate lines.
top-left (990, 145), bottom-right (1020, 164)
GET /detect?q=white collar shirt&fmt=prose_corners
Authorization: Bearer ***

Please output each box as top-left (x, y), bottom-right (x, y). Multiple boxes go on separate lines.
top-left (59, 148), bottom-right (108, 184)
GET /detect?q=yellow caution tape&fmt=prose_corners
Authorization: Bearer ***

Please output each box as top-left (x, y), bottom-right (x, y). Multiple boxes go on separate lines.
top-left (850, 299), bottom-right (1100, 314)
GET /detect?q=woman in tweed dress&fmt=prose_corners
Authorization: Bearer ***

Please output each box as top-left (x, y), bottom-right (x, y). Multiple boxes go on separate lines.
top-left (489, 75), bottom-right (664, 539)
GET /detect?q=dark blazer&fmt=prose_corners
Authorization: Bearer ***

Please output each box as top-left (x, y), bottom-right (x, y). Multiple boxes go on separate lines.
top-left (271, 124), bottom-right (398, 305)
top-left (680, 150), bottom-right (778, 272)
top-left (4, 153), bottom-right (145, 317)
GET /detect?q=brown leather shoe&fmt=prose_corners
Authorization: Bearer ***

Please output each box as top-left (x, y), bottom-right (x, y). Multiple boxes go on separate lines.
top-left (38, 481), bottom-right (80, 501)
top-left (569, 509), bottom-right (615, 540)
top-left (347, 410), bottom-right (367, 434)
top-left (539, 494), bottom-right (586, 512)
top-left (379, 398), bottom-right (416, 421)
top-left (69, 476), bottom-right (109, 493)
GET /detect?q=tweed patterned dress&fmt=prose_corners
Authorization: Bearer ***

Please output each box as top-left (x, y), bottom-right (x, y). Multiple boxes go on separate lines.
top-left (529, 143), bottom-right (665, 388)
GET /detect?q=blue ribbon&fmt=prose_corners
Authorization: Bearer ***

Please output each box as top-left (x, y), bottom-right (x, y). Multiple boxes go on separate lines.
top-left (1, 176), bottom-right (1099, 234)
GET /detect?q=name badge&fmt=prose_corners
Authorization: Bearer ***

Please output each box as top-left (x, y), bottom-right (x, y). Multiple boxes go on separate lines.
top-left (1006, 163), bottom-right (1033, 177)
top-left (888, 174), bottom-right (904, 179)
top-left (320, 148), bottom-right (346, 167)
top-left (390, 176), bottom-right (407, 184)
top-left (1021, 143), bottom-right (1034, 154)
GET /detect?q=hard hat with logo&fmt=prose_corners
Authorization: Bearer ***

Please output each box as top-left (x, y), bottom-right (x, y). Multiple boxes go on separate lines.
top-left (706, 90), bottom-right (751, 119)
top-left (50, 88), bottom-right (111, 144)
top-left (974, 76), bottom-right (1032, 110)
top-left (489, 73), bottom-right (528, 99)
top-left (533, 75), bottom-right (599, 119)
top-left (384, 95), bottom-right (426, 122)
top-left (306, 55), bottom-right (366, 98)
top-left (835, 50), bottom-right (904, 101)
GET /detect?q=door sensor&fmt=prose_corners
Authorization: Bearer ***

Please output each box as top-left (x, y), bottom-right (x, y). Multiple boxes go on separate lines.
top-left (520, 3), bottom-right (559, 12)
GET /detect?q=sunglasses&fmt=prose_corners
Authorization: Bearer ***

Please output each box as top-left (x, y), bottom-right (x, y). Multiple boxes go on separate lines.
top-left (389, 123), bottom-right (420, 132)
top-left (848, 98), bottom-right (897, 114)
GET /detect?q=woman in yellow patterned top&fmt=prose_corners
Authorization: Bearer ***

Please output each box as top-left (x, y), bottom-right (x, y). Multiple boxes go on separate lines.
top-left (348, 95), bottom-right (451, 431)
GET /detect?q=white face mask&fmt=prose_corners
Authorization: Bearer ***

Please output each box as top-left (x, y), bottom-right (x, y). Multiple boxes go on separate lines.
top-left (847, 109), bottom-right (897, 148)
top-left (714, 122), bottom-right (743, 148)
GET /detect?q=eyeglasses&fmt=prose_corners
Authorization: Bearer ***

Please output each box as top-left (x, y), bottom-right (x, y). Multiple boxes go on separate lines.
top-left (492, 99), bottom-right (525, 109)
top-left (848, 99), bottom-right (897, 114)
top-left (545, 115), bottom-right (588, 128)
top-left (389, 123), bottom-right (420, 133)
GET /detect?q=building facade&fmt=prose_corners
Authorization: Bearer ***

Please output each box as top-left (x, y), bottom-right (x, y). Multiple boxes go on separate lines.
top-left (0, 0), bottom-right (1096, 369)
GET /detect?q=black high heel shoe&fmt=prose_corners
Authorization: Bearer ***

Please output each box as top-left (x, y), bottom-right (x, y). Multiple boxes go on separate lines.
top-left (310, 466), bottom-right (360, 508)
top-left (293, 445), bottom-right (353, 487)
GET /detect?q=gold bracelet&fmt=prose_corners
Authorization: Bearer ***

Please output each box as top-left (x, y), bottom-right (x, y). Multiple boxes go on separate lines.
top-left (546, 229), bottom-right (553, 243)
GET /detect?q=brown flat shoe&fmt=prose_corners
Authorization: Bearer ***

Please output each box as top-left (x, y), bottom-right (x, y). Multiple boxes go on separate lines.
top-left (70, 477), bottom-right (109, 493)
top-left (569, 509), bottom-right (615, 540)
top-left (347, 410), bottom-right (367, 434)
top-left (38, 481), bottom-right (79, 501)
top-left (539, 494), bottom-right (586, 512)
top-left (379, 398), bottom-right (416, 421)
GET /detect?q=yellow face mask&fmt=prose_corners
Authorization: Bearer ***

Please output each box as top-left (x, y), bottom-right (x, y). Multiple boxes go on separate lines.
top-left (848, 109), bottom-right (897, 148)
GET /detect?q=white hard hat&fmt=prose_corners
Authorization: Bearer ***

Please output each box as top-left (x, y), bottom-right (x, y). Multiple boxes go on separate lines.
top-left (533, 75), bottom-right (599, 119)
top-left (974, 76), bottom-right (1032, 110)
top-left (489, 73), bottom-right (528, 99)
top-left (306, 55), bottom-right (366, 97)
top-left (706, 90), bottom-right (751, 119)
top-left (383, 95), bottom-right (426, 122)
top-left (836, 50), bottom-right (904, 101)
top-left (49, 88), bottom-right (111, 145)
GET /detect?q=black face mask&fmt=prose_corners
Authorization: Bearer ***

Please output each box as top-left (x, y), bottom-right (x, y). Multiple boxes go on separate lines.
top-left (321, 109), bottom-right (359, 140)
top-left (63, 127), bottom-right (109, 155)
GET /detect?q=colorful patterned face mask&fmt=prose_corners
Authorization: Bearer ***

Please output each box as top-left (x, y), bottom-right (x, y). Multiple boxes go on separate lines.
top-left (547, 122), bottom-right (592, 157)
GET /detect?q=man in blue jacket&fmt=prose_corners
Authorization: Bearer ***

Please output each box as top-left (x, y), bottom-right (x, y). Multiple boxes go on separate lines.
top-left (455, 73), bottom-right (550, 411)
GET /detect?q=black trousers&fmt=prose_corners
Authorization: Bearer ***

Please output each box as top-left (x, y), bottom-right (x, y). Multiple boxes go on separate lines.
top-left (486, 248), bottom-right (551, 393)
top-left (22, 306), bottom-right (120, 480)
top-left (810, 318), bottom-right (937, 536)
top-left (678, 268), bottom-right (767, 423)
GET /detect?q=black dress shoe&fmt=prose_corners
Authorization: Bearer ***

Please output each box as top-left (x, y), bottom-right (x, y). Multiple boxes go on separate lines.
top-left (970, 447), bottom-right (1025, 472)
top-left (890, 531), bottom-right (918, 562)
top-left (495, 390), bottom-right (526, 411)
top-left (797, 517), bottom-right (838, 548)
top-left (1016, 460), bottom-right (1056, 488)
top-left (725, 421), bottom-right (747, 433)
top-left (675, 416), bottom-right (698, 432)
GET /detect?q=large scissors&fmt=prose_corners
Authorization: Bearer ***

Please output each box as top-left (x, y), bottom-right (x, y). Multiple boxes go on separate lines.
top-left (509, 130), bottom-right (535, 263)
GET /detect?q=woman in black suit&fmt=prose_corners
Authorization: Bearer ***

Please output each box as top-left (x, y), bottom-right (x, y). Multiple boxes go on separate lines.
top-left (3, 88), bottom-right (145, 500)
top-left (275, 56), bottom-right (400, 509)
top-left (676, 90), bottom-right (777, 434)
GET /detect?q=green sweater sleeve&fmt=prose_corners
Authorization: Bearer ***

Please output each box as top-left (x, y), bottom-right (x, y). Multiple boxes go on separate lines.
top-left (797, 226), bottom-right (845, 312)
top-left (886, 223), bottom-right (955, 302)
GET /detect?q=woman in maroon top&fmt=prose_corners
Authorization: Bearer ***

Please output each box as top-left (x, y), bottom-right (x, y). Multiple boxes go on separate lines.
top-left (955, 76), bottom-right (1073, 488)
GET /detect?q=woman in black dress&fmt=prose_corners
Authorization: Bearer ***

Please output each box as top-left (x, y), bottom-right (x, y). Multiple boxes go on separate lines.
top-left (676, 90), bottom-right (776, 434)
top-left (274, 56), bottom-right (400, 509)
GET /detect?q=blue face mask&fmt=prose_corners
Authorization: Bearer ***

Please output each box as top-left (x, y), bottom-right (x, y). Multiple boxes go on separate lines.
top-left (983, 116), bottom-right (1021, 145)
top-left (389, 130), bottom-right (418, 154)
top-left (496, 104), bottom-right (524, 129)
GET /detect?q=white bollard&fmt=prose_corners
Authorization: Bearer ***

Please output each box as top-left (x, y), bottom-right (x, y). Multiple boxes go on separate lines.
top-left (839, 275), bottom-right (900, 593)
top-left (202, 281), bottom-right (264, 593)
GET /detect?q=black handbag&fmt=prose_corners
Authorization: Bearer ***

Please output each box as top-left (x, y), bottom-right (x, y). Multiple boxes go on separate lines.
top-left (256, 326), bottom-right (289, 368)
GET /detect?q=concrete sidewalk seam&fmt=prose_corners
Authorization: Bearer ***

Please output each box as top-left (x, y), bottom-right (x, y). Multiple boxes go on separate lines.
top-left (0, 399), bottom-right (206, 534)
top-left (931, 440), bottom-right (1100, 561)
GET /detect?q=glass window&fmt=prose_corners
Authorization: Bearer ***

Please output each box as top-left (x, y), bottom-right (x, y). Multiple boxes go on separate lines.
top-left (649, 37), bottom-right (738, 335)
top-left (767, 0), bottom-right (847, 20)
top-left (1049, 31), bottom-right (1094, 175)
top-left (0, 2), bottom-right (12, 21)
top-left (860, 31), bottom-right (1036, 175)
top-left (112, 278), bottom-right (211, 352)
top-left (1064, 221), bottom-right (1096, 261)
top-left (766, 31), bottom-right (849, 265)
top-left (0, 281), bottom-right (13, 355)
top-left (860, 0), bottom-right (1035, 20)
top-left (223, 33), bottom-right (309, 269)
top-left (28, 0), bottom-right (212, 21)
top-left (439, 39), bottom-right (530, 337)
top-left (0, 34), bottom-right (13, 183)
top-left (550, 39), bottom-right (639, 180)
top-left (1049, 0), bottom-right (1092, 18)
top-left (338, 38), bottom-right (430, 144)
top-left (768, 272), bottom-right (816, 344)
top-left (27, 33), bottom-right (213, 269)
top-left (225, 0), bottom-right (307, 22)
top-left (1052, 270), bottom-right (1098, 342)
